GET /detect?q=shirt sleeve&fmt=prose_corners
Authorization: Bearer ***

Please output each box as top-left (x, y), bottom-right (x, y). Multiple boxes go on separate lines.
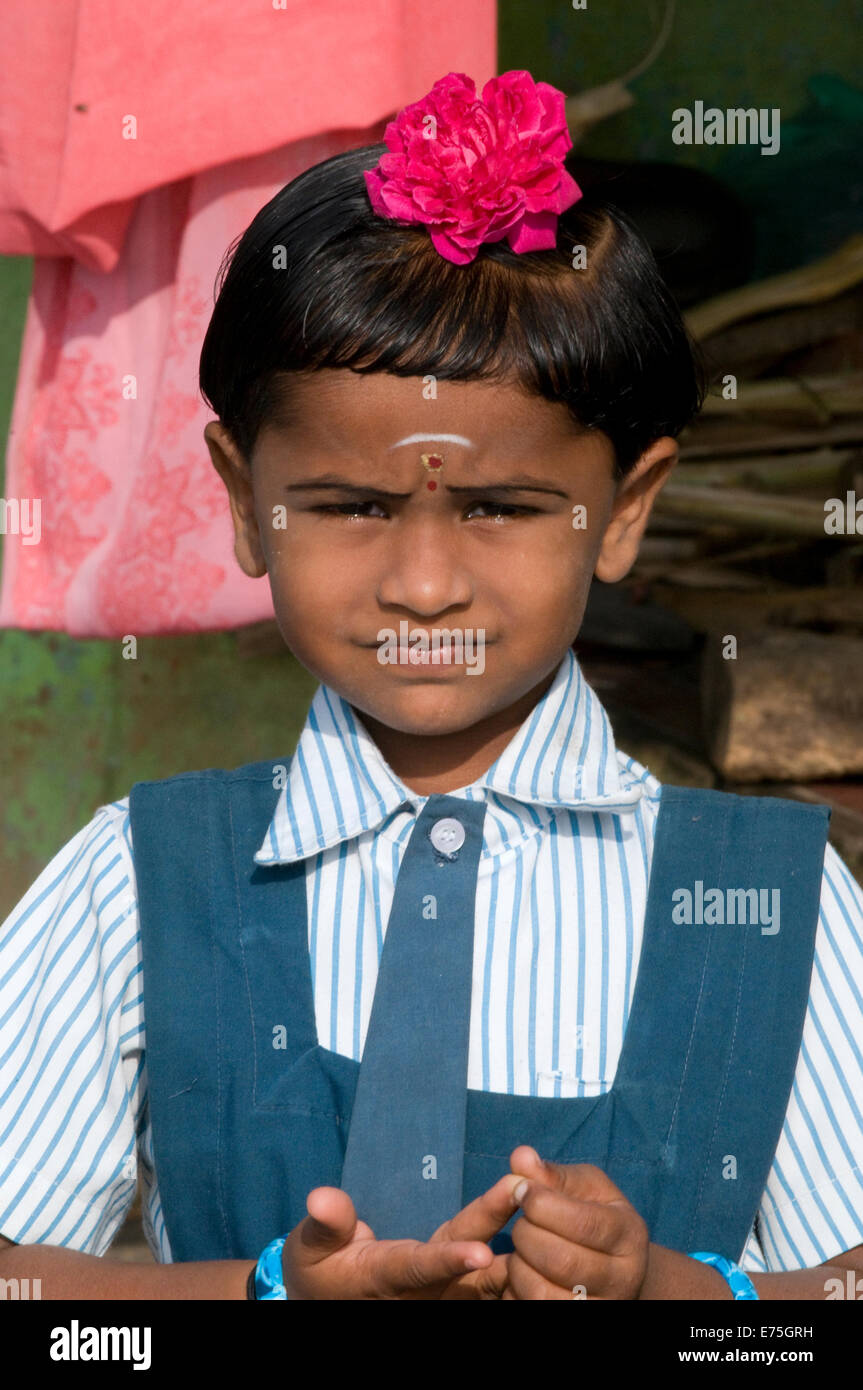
top-left (0, 799), bottom-right (145, 1255)
top-left (740, 840), bottom-right (863, 1272)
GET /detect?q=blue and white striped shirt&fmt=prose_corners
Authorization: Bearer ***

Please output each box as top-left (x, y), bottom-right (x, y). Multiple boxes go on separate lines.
top-left (2, 647), bottom-right (863, 1274)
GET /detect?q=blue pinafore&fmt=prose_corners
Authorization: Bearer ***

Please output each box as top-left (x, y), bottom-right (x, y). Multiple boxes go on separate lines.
top-left (128, 758), bottom-right (829, 1264)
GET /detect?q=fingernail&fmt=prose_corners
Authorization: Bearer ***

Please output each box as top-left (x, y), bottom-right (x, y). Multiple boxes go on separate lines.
top-left (513, 1179), bottom-right (528, 1203)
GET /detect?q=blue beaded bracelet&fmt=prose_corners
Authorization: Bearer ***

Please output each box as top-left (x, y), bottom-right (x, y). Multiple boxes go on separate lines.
top-left (249, 1234), bottom-right (289, 1300)
top-left (688, 1251), bottom-right (759, 1299)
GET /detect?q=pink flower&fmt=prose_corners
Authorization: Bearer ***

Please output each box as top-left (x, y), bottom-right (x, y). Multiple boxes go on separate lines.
top-left (364, 70), bottom-right (583, 265)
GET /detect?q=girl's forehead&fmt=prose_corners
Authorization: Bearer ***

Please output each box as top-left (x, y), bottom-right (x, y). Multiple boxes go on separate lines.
top-left (262, 369), bottom-right (586, 457)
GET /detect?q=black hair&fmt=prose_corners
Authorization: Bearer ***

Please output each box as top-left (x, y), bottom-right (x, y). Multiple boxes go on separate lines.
top-left (199, 142), bottom-right (707, 477)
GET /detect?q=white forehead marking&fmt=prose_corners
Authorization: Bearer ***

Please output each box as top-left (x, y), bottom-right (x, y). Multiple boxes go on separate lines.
top-left (387, 433), bottom-right (475, 450)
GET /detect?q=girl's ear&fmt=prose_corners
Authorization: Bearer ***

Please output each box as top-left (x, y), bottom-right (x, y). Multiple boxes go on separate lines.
top-left (204, 421), bottom-right (268, 578)
top-left (593, 437), bottom-right (678, 584)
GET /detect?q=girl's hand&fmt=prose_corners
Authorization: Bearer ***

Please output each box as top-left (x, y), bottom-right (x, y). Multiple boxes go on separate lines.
top-left (501, 1146), bottom-right (650, 1300)
top-left (281, 1174), bottom-right (521, 1300)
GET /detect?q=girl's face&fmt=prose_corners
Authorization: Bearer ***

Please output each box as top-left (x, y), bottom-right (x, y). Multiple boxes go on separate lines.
top-left (206, 368), bottom-right (676, 741)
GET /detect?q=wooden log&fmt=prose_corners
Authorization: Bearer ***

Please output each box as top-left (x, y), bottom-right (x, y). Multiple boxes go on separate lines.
top-left (672, 538), bottom-right (811, 569)
top-left (653, 484), bottom-right (841, 538)
top-left (685, 234), bottom-right (863, 340)
top-left (673, 447), bottom-right (855, 493)
top-left (679, 419), bottom-right (863, 459)
top-left (696, 288), bottom-right (863, 378)
top-left (635, 562), bottom-right (766, 590)
top-left (701, 628), bottom-right (863, 781)
top-left (635, 537), bottom-right (702, 567)
top-left (698, 373), bottom-right (863, 421)
top-left (778, 327), bottom-right (863, 381)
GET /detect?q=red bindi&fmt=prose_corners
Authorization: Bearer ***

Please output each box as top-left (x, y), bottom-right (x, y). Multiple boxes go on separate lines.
top-left (420, 451), bottom-right (444, 491)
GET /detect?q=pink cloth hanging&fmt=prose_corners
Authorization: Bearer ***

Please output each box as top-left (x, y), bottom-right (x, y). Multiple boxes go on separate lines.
top-left (0, 1), bottom-right (496, 635)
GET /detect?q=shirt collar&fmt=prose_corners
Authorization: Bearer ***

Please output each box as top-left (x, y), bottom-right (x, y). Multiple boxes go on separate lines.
top-left (254, 647), bottom-right (644, 866)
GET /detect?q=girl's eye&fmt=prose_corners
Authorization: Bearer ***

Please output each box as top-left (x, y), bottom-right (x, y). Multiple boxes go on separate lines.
top-left (313, 500), bottom-right (539, 520)
top-left (315, 501), bottom-right (387, 519)
top-left (465, 502), bottom-right (536, 520)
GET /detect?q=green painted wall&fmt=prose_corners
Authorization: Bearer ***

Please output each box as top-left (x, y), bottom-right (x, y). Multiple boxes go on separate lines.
top-left (501, 0), bottom-right (863, 170)
top-left (2, 0), bottom-right (862, 916)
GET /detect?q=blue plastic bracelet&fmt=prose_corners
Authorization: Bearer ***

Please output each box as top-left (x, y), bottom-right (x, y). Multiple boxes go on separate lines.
top-left (253, 1234), bottom-right (289, 1300)
top-left (688, 1251), bottom-right (759, 1300)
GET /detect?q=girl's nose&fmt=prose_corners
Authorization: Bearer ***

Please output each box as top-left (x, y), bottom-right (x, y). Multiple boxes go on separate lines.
top-left (375, 522), bottom-right (474, 616)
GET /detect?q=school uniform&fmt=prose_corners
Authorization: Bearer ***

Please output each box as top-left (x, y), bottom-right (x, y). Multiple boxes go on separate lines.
top-left (2, 648), bottom-right (863, 1274)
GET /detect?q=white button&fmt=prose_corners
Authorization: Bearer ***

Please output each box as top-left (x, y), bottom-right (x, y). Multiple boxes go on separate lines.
top-left (429, 817), bottom-right (466, 857)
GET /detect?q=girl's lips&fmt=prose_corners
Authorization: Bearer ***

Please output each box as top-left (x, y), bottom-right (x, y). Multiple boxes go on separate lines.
top-left (359, 639), bottom-right (494, 670)
top-left (408, 642), bottom-right (457, 664)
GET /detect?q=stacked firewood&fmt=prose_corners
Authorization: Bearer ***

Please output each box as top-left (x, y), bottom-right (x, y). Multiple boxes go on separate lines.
top-left (602, 234), bottom-right (863, 871)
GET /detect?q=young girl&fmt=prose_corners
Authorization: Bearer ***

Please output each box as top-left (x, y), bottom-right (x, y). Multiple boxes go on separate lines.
top-left (1, 70), bottom-right (862, 1301)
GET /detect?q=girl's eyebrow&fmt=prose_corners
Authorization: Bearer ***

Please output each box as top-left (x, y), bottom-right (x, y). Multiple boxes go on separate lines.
top-left (283, 475), bottom-right (570, 499)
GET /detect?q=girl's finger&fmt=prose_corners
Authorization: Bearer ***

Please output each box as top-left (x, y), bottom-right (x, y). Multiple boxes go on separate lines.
top-left (431, 1172), bottom-right (523, 1246)
top-left (506, 1249), bottom-right (574, 1301)
top-left (440, 1252), bottom-right (511, 1300)
top-left (372, 1237), bottom-right (493, 1297)
top-left (515, 1183), bottom-right (631, 1255)
top-left (511, 1213), bottom-right (617, 1296)
top-left (295, 1186), bottom-right (359, 1265)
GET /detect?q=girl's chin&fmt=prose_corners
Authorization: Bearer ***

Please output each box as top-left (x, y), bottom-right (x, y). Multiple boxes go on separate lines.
top-left (358, 689), bottom-right (492, 734)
